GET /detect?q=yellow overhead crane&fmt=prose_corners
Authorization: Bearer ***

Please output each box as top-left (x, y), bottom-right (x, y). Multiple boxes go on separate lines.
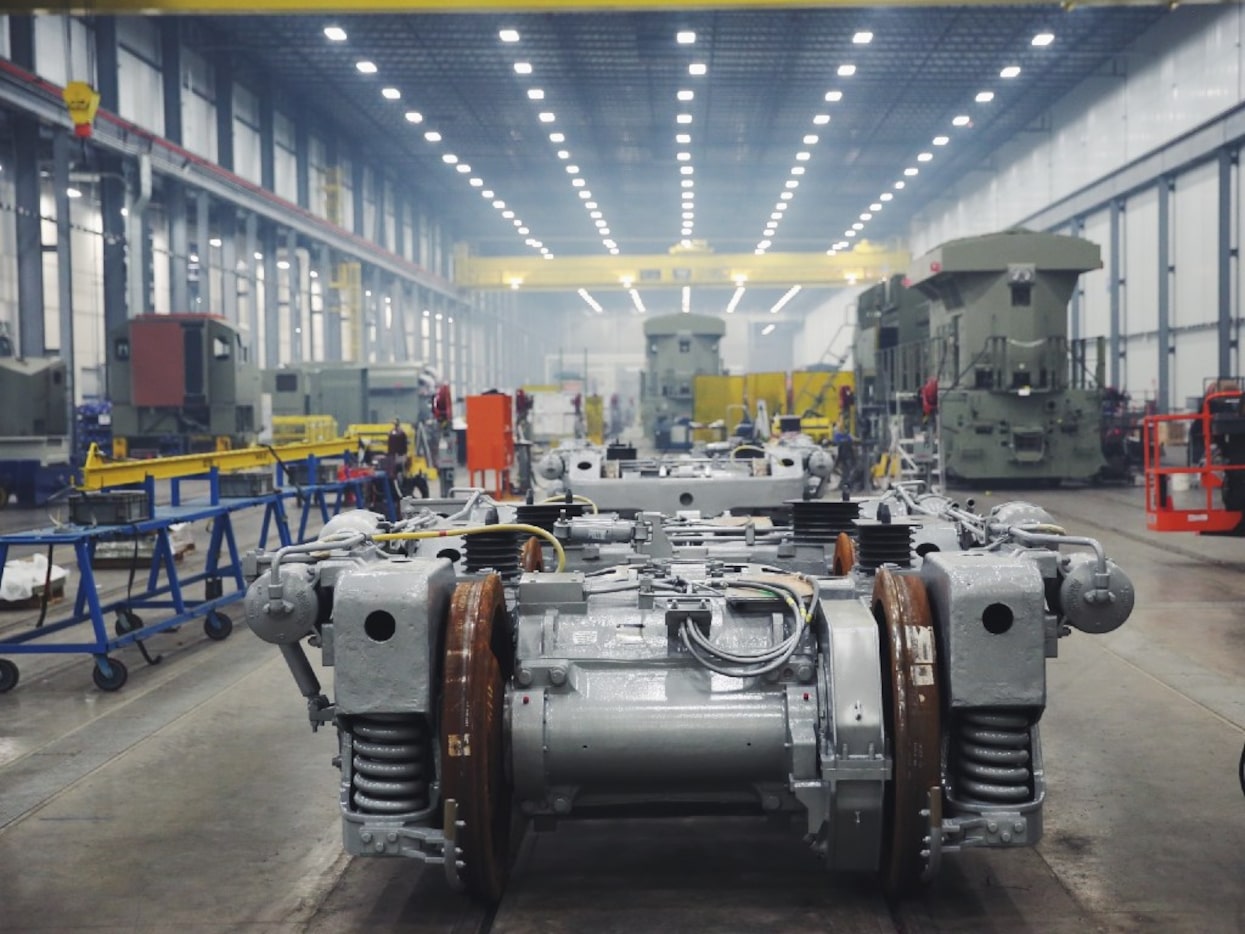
top-left (13, 0), bottom-right (1185, 11)
top-left (455, 242), bottom-right (909, 291)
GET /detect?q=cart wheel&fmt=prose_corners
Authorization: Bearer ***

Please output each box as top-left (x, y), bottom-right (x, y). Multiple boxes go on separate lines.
top-left (92, 657), bottom-right (128, 692)
top-left (0, 658), bottom-right (19, 692)
top-left (114, 609), bottom-right (144, 637)
top-left (203, 611), bottom-right (233, 641)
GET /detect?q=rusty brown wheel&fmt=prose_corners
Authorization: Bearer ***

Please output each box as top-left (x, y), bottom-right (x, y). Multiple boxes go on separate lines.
top-left (441, 573), bottom-right (512, 903)
top-left (519, 536), bottom-right (544, 573)
top-left (832, 531), bottom-right (856, 576)
top-left (872, 566), bottom-right (942, 899)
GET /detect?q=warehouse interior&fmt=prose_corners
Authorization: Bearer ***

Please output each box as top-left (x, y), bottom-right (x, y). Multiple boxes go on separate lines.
top-left (0, 2), bottom-right (1243, 932)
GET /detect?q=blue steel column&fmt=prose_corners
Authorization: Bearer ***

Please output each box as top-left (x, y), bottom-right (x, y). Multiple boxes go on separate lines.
top-left (168, 184), bottom-right (189, 312)
top-left (161, 20), bottom-right (182, 145)
top-left (215, 59), bottom-right (234, 171)
top-left (96, 19), bottom-right (128, 336)
top-left (373, 174), bottom-right (386, 249)
top-left (1108, 200), bottom-right (1122, 389)
top-left (196, 191), bottom-right (211, 311)
top-left (1217, 147), bottom-right (1236, 379)
top-left (1157, 177), bottom-right (1172, 413)
top-left (286, 228), bottom-right (301, 364)
top-left (14, 116), bottom-right (44, 356)
top-left (53, 127), bottom-right (75, 452)
top-left (263, 225), bottom-right (279, 367)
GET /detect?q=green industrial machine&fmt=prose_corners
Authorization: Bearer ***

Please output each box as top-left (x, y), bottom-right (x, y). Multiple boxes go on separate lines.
top-left (264, 362), bottom-right (436, 430)
top-left (639, 313), bottom-right (725, 451)
top-left (906, 229), bottom-right (1105, 484)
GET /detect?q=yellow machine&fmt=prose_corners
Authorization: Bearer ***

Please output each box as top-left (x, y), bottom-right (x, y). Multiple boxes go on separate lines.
top-left (272, 415), bottom-right (339, 445)
top-left (346, 423), bottom-right (438, 481)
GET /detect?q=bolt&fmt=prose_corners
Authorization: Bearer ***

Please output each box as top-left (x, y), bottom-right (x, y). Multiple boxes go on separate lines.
top-left (552, 795), bottom-right (572, 814)
top-left (549, 666), bottom-right (568, 686)
top-left (374, 841), bottom-right (386, 853)
top-left (1013, 821), bottom-right (1025, 833)
top-left (762, 794), bottom-right (781, 811)
top-left (387, 832), bottom-right (397, 843)
top-left (360, 831), bottom-right (373, 844)
top-left (987, 821), bottom-right (998, 834)
top-left (516, 668), bottom-right (534, 686)
top-left (1001, 831), bottom-right (1012, 843)
top-left (795, 662), bottom-right (814, 682)
top-left (520, 800), bottom-right (537, 815)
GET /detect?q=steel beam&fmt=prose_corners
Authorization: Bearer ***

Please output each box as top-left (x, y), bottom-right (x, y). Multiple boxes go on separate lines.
top-left (219, 209), bottom-right (238, 327)
top-left (287, 227), bottom-right (302, 364)
top-left (1217, 147), bottom-right (1235, 380)
top-left (1157, 177), bottom-right (1172, 412)
top-left (259, 79), bottom-right (276, 193)
top-left (14, 115), bottom-right (44, 357)
top-left (1108, 200), bottom-right (1122, 389)
top-left (196, 190), bottom-right (211, 311)
top-left (264, 224), bottom-right (279, 367)
top-left (161, 19), bottom-right (182, 144)
top-left (319, 244), bottom-right (342, 361)
top-left (168, 183), bottom-right (190, 313)
top-left (215, 57), bottom-right (234, 171)
top-left (244, 212), bottom-right (259, 358)
top-left (294, 112), bottom-right (310, 210)
top-left (52, 127), bottom-right (75, 457)
top-left (455, 244), bottom-right (909, 291)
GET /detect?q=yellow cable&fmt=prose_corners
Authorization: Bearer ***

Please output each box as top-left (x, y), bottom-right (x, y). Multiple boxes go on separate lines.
top-left (374, 523), bottom-right (566, 573)
top-left (539, 493), bottom-right (599, 515)
top-left (730, 445), bottom-right (767, 460)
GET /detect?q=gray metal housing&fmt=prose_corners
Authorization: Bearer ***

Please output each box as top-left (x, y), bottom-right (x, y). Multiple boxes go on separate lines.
top-left (640, 313), bottom-right (725, 441)
top-left (0, 356), bottom-right (68, 436)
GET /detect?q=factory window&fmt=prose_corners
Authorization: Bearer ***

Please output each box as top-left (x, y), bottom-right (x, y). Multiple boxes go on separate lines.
top-left (1011, 284), bottom-right (1032, 307)
top-left (275, 373), bottom-right (299, 392)
top-left (678, 339), bottom-right (691, 353)
top-left (213, 336), bottom-right (231, 361)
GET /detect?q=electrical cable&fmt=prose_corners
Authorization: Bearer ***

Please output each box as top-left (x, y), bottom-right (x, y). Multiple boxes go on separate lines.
top-left (374, 523), bottom-right (567, 573)
top-left (539, 493), bottom-right (599, 514)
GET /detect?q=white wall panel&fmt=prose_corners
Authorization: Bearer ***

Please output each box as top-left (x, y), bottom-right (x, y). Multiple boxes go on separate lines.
top-left (233, 85), bottom-right (261, 186)
top-left (34, 16), bottom-right (94, 88)
top-left (1081, 210), bottom-right (1112, 340)
top-left (1123, 186), bottom-right (1159, 338)
top-left (1171, 159), bottom-right (1219, 328)
top-left (1171, 330), bottom-right (1218, 407)
top-left (117, 48), bottom-right (163, 134)
top-left (1123, 335), bottom-right (1160, 402)
top-left (181, 49), bottom-right (216, 161)
top-left (794, 287), bottom-right (861, 370)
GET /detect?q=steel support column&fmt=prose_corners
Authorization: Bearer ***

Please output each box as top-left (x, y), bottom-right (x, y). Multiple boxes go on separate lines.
top-left (1108, 200), bottom-right (1123, 389)
top-left (219, 209), bottom-right (238, 327)
top-left (259, 80), bottom-right (275, 193)
top-left (215, 58), bottom-right (234, 171)
top-left (286, 228), bottom-right (301, 364)
top-left (373, 173), bottom-right (386, 250)
top-left (195, 190), bottom-right (211, 311)
top-left (52, 127), bottom-right (75, 454)
top-left (294, 113), bottom-right (310, 210)
top-left (168, 183), bottom-right (189, 313)
top-left (352, 159), bottom-right (366, 238)
top-left (263, 225), bottom-right (279, 367)
top-left (160, 20), bottom-right (182, 144)
top-left (320, 244), bottom-right (341, 361)
top-left (14, 116), bottom-right (44, 356)
top-left (392, 190), bottom-right (404, 259)
top-left (1157, 177), bottom-right (1172, 412)
top-left (1217, 147), bottom-right (1235, 379)
top-left (244, 213), bottom-right (259, 357)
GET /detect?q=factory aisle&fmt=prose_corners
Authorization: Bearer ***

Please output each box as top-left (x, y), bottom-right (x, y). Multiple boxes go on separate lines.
top-left (0, 488), bottom-right (1242, 933)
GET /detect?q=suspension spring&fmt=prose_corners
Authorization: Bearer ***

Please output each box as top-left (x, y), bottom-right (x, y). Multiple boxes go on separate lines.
top-left (953, 711), bottom-right (1033, 807)
top-left (463, 530), bottom-right (521, 578)
top-left (349, 715), bottom-right (432, 815)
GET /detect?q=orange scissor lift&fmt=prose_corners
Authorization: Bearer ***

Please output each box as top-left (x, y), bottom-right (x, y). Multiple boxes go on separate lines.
top-left (1143, 386), bottom-right (1245, 534)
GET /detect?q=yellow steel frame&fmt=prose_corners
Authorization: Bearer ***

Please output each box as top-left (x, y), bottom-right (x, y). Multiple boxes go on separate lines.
top-left (78, 439), bottom-right (359, 491)
top-left (18, 0), bottom-right (1177, 11)
top-left (455, 244), bottom-right (908, 291)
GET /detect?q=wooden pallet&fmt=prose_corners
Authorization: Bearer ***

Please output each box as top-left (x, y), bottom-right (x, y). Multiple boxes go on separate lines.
top-left (92, 540), bottom-right (196, 570)
top-left (0, 577), bottom-right (66, 611)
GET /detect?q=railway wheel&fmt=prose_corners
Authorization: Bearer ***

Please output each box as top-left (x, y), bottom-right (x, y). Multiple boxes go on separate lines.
top-left (92, 657), bottom-right (128, 692)
top-left (441, 573), bottom-right (512, 903)
top-left (872, 567), bottom-right (943, 899)
top-left (519, 536), bottom-right (544, 573)
top-left (0, 658), bottom-right (19, 692)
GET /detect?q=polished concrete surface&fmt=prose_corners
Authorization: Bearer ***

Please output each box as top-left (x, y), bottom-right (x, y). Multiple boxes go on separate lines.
top-left (1, 485), bottom-right (1243, 932)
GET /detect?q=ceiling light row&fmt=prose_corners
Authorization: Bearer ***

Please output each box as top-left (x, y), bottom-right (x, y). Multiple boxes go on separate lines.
top-left (827, 30), bottom-right (1055, 256)
top-left (675, 51), bottom-right (703, 245)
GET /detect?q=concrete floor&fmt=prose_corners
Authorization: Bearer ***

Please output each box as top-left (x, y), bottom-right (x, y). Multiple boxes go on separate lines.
top-left (0, 485), bottom-right (1242, 933)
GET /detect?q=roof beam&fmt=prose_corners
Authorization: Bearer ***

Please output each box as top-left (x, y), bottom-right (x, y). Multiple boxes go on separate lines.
top-left (10, 0), bottom-right (1190, 10)
top-left (454, 244), bottom-right (908, 291)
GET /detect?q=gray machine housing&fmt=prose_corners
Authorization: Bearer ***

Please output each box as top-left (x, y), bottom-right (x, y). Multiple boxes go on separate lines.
top-left (640, 313), bottom-right (725, 448)
top-left (265, 362), bottom-right (436, 430)
top-left (0, 357), bottom-right (68, 437)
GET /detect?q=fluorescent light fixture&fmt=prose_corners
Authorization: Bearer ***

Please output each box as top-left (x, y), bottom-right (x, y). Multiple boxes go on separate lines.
top-left (681, 212), bottom-right (694, 220)
top-left (803, 134), bottom-right (819, 145)
top-left (405, 111), bottom-right (424, 124)
top-left (681, 180), bottom-right (693, 188)
top-left (482, 189), bottom-right (495, 198)
top-left (869, 202), bottom-right (882, 211)
top-left (852, 222), bottom-right (864, 230)
top-left (566, 164), bottom-right (580, 174)
top-left (852, 31), bottom-right (873, 44)
top-left (324, 26), bottom-right (347, 41)
top-left (860, 212), bottom-right (872, 220)
top-left (597, 218), bottom-right (609, 226)
top-left (677, 30), bottom-right (696, 44)
top-left (422, 310), bottom-right (431, 317)
top-left (791, 166), bottom-right (805, 175)
top-left (813, 114), bottom-right (830, 125)
top-left (1000, 66), bottom-right (1021, 79)
top-left (66, 187), bottom-right (82, 198)
top-left (952, 115), bottom-right (971, 127)
top-left (518, 226), bottom-right (529, 234)
top-left (572, 178), bottom-right (585, 187)
top-left (499, 28), bottom-right (520, 42)
top-left (309, 270), bottom-right (318, 278)
top-left (1032, 31), bottom-right (1055, 46)
top-left (677, 89), bottom-right (694, 101)
top-left (758, 239), bottom-right (772, 249)
top-left (382, 87), bottom-right (401, 100)
top-left (609, 248), bottom-right (620, 255)
top-left (894, 180), bottom-right (906, 189)
top-left (492, 199), bottom-right (505, 208)
top-left (254, 251), bottom-right (263, 260)
top-left (904, 167), bottom-right (919, 176)
top-left (780, 191), bottom-right (793, 201)
top-left (932, 135), bottom-right (949, 146)
top-left (578, 288), bottom-right (604, 313)
top-left (208, 237), bottom-right (222, 247)
top-left (754, 249), bottom-right (764, 256)
top-left (975, 91), bottom-right (994, 103)
top-left (825, 91), bottom-right (843, 102)
top-left (689, 63), bottom-right (707, 76)
top-left (277, 259), bottom-right (291, 270)
top-left (470, 177), bottom-right (483, 187)
top-left (680, 166), bottom-right (694, 175)
top-left (630, 288), bottom-right (646, 313)
top-left (539, 112), bottom-right (556, 123)
top-left (514, 62), bottom-right (533, 75)
top-left (527, 88), bottom-right (545, 100)
top-left (355, 61), bottom-right (377, 74)
top-left (770, 212), bottom-right (782, 221)
top-left (513, 218), bottom-right (523, 226)
top-left (785, 180), bottom-right (799, 189)
top-left (917, 151), bottom-right (933, 162)
top-left (578, 191), bottom-right (592, 199)
top-left (456, 164), bottom-right (471, 173)
top-left (681, 285), bottom-right (691, 314)
top-left (442, 153), bottom-right (458, 164)
top-left (761, 323), bottom-right (776, 336)
top-left (770, 284), bottom-right (801, 314)
top-left (676, 114), bottom-right (693, 124)
top-left (677, 152), bottom-right (691, 162)
top-left (599, 227), bottom-right (610, 235)
top-left (502, 210), bottom-right (515, 219)
top-left (676, 133), bottom-right (691, 144)
top-left (603, 239), bottom-right (616, 248)
top-left (590, 210), bottom-right (603, 219)
top-left (837, 64), bottom-right (856, 77)
top-left (424, 130), bottom-right (442, 142)
top-left (795, 151), bottom-right (811, 161)
top-left (880, 192), bottom-right (893, 201)
top-left (585, 201), bottom-right (598, 209)
top-left (557, 150), bottom-right (570, 159)
top-left (776, 203), bottom-right (788, 211)
top-left (726, 286), bottom-right (745, 314)
top-left (682, 202), bottom-right (693, 210)
top-left (549, 132), bottom-right (565, 143)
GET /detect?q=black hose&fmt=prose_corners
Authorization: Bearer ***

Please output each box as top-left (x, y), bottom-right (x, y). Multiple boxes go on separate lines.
top-left (33, 544), bottom-right (54, 629)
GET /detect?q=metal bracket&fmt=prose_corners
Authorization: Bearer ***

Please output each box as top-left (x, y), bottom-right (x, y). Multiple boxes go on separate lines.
top-left (442, 798), bottom-right (465, 892)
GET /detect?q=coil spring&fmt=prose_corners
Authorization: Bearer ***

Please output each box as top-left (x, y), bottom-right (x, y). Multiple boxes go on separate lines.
top-left (954, 711), bottom-right (1033, 806)
top-left (856, 522), bottom-right (914, 570)
top-left (350, 715), bottom-right (431, 815)
top-left (790, 499), bottom-right (860, 544)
